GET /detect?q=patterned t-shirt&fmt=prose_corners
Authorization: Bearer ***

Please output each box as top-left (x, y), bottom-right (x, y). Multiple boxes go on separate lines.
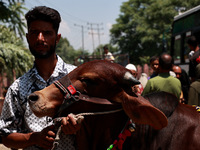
top-left (0, 55), bottom-right (77, 150)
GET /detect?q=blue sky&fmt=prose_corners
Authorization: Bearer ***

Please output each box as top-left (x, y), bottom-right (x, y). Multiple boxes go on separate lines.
top-left (24, 0), bottom-right (127, 53)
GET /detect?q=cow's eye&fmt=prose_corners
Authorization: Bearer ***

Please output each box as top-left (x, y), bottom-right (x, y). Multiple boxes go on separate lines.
top-left (80, 78), bottom-right (94, 86)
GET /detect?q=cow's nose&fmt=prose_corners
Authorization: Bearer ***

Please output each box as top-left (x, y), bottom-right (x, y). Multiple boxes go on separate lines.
top-left (28, 93), bottom-right (39, 102)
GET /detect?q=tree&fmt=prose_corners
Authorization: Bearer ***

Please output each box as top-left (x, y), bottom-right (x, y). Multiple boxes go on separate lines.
top-left (0, 0), bottom-right (31, 93)
top-left (0, 0), bottom-right (26, 38)
top-left (0, 25), bottom-right (33, 82)
top-left (110, 0), bottom-right (199, 65)
top-left (56, 37), bottom-right (90, 65)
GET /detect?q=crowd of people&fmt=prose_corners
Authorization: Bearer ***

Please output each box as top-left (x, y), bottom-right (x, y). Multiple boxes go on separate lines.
top-left (126, 36), bottom-right (200, 106)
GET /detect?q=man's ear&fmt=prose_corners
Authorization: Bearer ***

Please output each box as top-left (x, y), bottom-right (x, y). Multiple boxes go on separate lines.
top-left (56, 33), bottom-right (61, 44)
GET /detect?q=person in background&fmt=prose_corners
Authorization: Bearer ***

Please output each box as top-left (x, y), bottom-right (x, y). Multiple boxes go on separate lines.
top-left (103, 45), bottom-right (115, 62)
top-left (142, 53), bottom-right (181, 100)
top-left (188, 63), bottom-right (200, 106)
top-left (172, 65), bottom-right (190, 104)
top-left (149, 56), bottom-right (159, 79)
top-left (126, 63), bottom-right (144, 95)
top-left (139, 72), bottom-right (148, 88)
top-left (0, 6), bottom-right (82, 150)
top-left (187, 36), bottom-right (200, 82)
top-left (139, 64), bottom-right (148, 88)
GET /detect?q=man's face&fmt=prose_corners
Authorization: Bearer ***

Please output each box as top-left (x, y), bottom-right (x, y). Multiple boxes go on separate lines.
top-left (172, 66), bottom-right (182, 79)
top-left (150, 59), bottom-right (159, 72)
top-left (26, 20), bottom-right (61, 59)
top-left (104, 48), bottom-right (108, 54)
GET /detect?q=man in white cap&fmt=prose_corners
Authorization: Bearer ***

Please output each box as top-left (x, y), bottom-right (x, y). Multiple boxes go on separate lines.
top-left (125, 64), bottom-right (137, 77)
top-left (125, 64), bottom-right (144, 95)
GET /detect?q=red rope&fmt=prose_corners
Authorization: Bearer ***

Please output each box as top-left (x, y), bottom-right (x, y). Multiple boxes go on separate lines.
top-left (108, 121), bottom-right (134, 150)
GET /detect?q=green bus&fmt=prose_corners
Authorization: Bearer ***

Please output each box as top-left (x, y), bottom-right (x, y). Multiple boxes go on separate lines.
top-left (170, 5), bottom-right (200, 72)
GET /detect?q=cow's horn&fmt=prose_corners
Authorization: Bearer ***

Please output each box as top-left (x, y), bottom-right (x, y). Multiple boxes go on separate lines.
top-left (123, 71), bottom-right (140, 85)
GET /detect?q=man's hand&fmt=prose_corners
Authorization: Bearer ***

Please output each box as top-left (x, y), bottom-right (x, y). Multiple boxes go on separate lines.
top-left (31, 125), bottom-right (56, 149)
top-left (61, 114), bottom-right (84, 135)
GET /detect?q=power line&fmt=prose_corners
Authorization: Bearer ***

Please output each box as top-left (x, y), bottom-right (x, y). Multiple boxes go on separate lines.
top-left (88, 22), bottom-right (104, 52)
top-left (74, 24), bottom-right (86, 55)
top-left (44, 0), bottom-right (89, 24)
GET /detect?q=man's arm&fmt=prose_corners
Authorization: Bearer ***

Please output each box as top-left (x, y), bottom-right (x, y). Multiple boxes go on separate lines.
top-left (2, 125), bottom-right (56, 149)
top-left (188, 86), bottom-right (198, 105)
top-left (2, 115), bottom-right (83, 149)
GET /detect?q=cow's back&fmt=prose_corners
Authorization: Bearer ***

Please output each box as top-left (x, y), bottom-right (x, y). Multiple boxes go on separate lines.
top-left (126, 92), bottom-right (200, 150)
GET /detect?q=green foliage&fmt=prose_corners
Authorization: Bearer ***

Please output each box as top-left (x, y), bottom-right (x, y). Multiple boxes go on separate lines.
top-left (110, 0), bottom-right (199, 65)
top-left (0, 1), bottom-right (30, 84)
top-left (0, 0), bottom-right (26, 38)
top-left (0, 25), bottom-right (24, 46)
top-left (0, 25), bottom-right (33, 81)
top-left (0, 43), bottom-right (33, 79)
top-left (56, 37), bottom-right (90, 65)
top-left (139, 56), bottom-right (150, 65)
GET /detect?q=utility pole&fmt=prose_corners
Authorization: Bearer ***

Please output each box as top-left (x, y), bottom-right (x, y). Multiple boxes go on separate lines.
top-left (88, 22), bottom-right (104, 53)
top-left (74, 24), bottom-right (85, 56)
top-left (96, 23), bottom-right (104, 46)
top-left (88, 23), bottom-right (95, 52)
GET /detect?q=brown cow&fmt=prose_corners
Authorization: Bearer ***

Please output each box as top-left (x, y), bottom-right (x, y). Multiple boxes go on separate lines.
top-left (125, 91), bottom-right (200, 150)
top-left (28, 60), bottom-right (168, 149)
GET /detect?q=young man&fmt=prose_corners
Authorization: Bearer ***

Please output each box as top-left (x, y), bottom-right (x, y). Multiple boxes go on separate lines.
top-left (172, 65), bottom-right (190, 104)
top-left (0, 6), bottom-right (81, 150)
top-left (142, 53), bottom-right (181, 100)
top-left (188, 63), bottom-right (200, 106)
top-left (103, 45), bottom-right (115, 62)
top-left (125, 63), bottom-right (144, 95)
top-left (149, 56), bottom-right (159, 79)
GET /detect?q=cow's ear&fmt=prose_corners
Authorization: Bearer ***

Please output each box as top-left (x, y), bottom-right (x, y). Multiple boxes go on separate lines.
top-left (122, 95), bottom-right (168, 130)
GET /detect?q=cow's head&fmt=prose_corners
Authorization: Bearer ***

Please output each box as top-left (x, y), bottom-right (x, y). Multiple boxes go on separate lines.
top-left (28, 60), bottom-right (168, 130)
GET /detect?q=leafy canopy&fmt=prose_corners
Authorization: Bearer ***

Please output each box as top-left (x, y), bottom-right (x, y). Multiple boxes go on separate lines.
top-left (110, 0), bottom-right (199, 64)
top-left (0, 25), bottom-right (33, 81)
top-left (56, 37), bottom-right (90, 65)
top-left (0, 0), bottom-right (26, 38)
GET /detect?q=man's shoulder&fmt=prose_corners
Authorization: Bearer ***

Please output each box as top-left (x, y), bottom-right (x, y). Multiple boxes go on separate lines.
top-left (63, 63), bottom-right (76, 73)
top-left (57, 55), bottom-right (76, 73)
top-left (149, 75), bottom-right (160, 81)
top-left (168, 76), bottom-right (181, 87)
top-left (150, 74), bottom-right (179, 83)
top-left (190, 81), bottom-right (200, 88)
top-left (9, 69), bottom-right (33, 89)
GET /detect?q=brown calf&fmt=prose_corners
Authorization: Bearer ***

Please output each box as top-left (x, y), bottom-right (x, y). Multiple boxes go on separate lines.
top-left (28, 60), bottom-right (168, 149)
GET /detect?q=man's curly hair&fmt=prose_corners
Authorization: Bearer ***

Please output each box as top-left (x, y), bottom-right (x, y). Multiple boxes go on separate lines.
top-left (25, 6), bottom-right (61, 33)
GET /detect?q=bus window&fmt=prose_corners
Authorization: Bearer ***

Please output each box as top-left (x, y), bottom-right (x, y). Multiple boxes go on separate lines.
top-left (171, 5), bottom-right (200, 69)
top-left (184, 36), bottom-right (191, 63)
top-left (173, 35), bottom-right (181, 63)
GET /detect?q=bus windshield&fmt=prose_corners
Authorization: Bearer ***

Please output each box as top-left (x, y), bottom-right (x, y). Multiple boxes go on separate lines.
top-left (171, 5), bottom-right (200, 71)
